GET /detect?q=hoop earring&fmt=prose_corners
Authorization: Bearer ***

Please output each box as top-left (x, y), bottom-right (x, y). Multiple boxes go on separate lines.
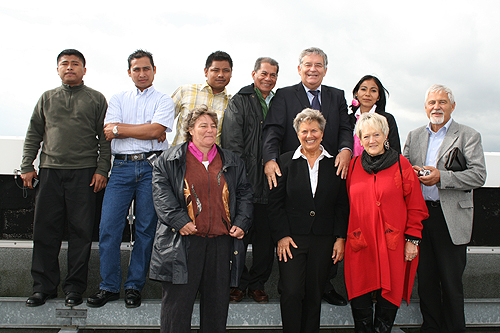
top-left (384, 140), bottom-right (390, 150)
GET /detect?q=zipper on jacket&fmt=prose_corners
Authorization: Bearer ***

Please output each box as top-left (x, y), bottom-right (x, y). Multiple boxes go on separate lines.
top-left (205, 166), bottom-right (212, 237)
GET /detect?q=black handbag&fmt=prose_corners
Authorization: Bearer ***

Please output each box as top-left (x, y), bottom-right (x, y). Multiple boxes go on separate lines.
top-left (445, 147), bottom-right (467, 171)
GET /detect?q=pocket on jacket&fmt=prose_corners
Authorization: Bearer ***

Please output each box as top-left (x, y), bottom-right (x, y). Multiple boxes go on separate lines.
top-left (348, 228), bottom-right (368, 252)
top-left (154, 225), bottom-right (177, 251)
top-left (384, 222), bottom-right (401, 251)
top-left (458, 200), bottom-right (473, 209)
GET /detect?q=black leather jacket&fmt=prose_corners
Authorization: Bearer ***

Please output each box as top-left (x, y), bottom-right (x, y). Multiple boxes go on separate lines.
top-left (149, 142), bottom-right (253, 286)
top-left (220, 84), bottom-right (269, 204)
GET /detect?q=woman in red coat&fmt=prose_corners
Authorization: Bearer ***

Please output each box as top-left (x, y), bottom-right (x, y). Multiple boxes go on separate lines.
top-left (345, 113), bottom-right (428, 332)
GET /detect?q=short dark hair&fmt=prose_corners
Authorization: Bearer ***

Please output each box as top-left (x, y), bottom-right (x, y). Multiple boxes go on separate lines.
top-left (57, 49), bottom-right (86, 67)
top-left (254, 57), bottom-right (279, 74)
top-left (128, 49), bottom-right (154, 69)
top-left (205, 51), bottom-right (233, 69)
top-left (352, 75), bottom-right (389, 112)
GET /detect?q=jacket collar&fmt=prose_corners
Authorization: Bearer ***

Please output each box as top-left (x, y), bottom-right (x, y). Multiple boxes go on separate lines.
top-left (165, 142), bottom-right (237, 169)
top-left (437, 119), bottom-right (459, 163)
top-left (238, 84), bottom-right (256, 95)
top-left (61, 81), bottom-right (85, 91)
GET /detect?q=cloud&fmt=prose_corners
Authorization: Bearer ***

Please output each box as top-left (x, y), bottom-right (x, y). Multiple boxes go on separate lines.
top-left (0, 0), bottom-right (498, 152)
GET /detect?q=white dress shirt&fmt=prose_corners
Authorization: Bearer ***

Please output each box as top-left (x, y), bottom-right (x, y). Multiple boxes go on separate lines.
top-left (292, 144), bottom-right (333, 197)
top-left (105, 85), bottom-right (175, 154)
top-left (422, 117), bottom-right (453, 201)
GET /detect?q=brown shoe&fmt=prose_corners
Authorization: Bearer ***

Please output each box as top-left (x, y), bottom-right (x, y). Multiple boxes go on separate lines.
top-left (248, 289), bottom-right (269, 303)
top-left (230, 288), bottom-right (245, 303)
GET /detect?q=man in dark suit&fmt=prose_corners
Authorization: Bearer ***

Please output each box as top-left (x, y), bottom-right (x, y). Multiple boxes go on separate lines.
top-left (262, 47), bottom-right (353, 306)
top-left (404, 84), bottom-right (486, 332)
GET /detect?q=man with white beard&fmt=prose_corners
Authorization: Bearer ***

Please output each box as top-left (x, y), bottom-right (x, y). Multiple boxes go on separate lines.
top-left (403, 84), bottom-right (486, 332)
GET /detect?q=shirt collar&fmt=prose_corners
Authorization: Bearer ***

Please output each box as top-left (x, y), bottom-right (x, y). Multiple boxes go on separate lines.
top-left (302, 83), bottom-right (321, 95)
top-left (62, 81), bottom-right (85, 90)
top-left (188, 141), bottom-right (218, 163)
top-left (255, 86), bottom-right (275, 106)
top-left (292, 144), bottom-right (333, 160)
top-left (355, 104), bottom-right (377, 117)
top-left (135, 84), bottom-right (155, 96)
top-left (202, 81), bottom-right (228, 96)
top-left (426, 117), bottom-right (453, 135)
top-left (265, 90), bottom-right (274, 105)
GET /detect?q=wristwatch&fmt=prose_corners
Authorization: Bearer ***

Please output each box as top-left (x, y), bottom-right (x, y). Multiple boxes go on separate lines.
top-left (405, 238), bottom-right (421, 246)
top-left (112, 125), bottom-right (119, 137)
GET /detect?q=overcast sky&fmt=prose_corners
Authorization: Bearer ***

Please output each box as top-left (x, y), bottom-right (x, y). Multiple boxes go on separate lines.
top-left (1, 0), bottom-right (498, 152)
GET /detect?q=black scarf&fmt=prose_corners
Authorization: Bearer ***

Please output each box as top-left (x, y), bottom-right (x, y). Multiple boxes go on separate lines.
top-left (360, 148), bottom-right (399, 174)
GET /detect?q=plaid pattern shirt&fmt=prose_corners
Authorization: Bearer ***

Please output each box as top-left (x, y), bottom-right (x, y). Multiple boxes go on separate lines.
top-left (171, 82), bottom-right (231, 146)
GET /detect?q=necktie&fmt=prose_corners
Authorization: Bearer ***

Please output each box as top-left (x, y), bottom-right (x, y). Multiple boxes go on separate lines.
top-left (310, 90), bottom-right (321, 110)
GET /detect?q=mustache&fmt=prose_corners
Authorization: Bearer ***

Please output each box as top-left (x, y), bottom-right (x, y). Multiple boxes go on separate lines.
top-left (431, 111), bottom-right (444, 116)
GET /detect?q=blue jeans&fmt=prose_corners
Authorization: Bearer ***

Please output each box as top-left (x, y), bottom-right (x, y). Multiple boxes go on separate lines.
top-left (99, 159), bottom-right (157, 292)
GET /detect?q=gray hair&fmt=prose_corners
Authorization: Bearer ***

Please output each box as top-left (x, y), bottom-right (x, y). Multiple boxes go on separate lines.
top-left (425, 84), bottom-right (455, 104)
top-left (299, 47), bottom-right (328, 67)
top-left (254, 57), bottom-right (279, 74)
top-left (293, 108), bottom-right (326, 133)
top-left (355, 113), bottom-right (389, 139)
top-left (182, 105), bottom-right (218, 142)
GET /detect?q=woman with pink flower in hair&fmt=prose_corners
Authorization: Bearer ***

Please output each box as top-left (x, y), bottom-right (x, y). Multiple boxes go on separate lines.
top-left (349, 75), bottom-right (401, 155)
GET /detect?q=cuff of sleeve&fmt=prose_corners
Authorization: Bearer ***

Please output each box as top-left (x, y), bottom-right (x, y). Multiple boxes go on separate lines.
top-left (404, 234), bottom-right (421, 241)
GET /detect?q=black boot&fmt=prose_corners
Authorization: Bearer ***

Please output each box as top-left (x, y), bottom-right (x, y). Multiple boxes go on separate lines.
top-left (374, 303), bottom-right (398, 333)
top-left (351, 306), bottom-right (374, 333)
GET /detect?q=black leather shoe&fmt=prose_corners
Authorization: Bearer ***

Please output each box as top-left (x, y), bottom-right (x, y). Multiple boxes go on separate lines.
top-left (125, 289), bottom-right (141, 308)
top-left (86, 290), bottom-right (119, 308)
top-left (26, 292), bottom-right (57, 307)
top-left (322, 289), bottom-right (348, 306)
top-left (65, 292), bottom-right (83, 307)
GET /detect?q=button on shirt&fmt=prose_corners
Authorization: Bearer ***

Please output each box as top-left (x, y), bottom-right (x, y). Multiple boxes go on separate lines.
top-left (171, 82), bottom-right (231, 146)
top-left (105, 85), bottom-right (175, 154)
top-left (292, 144), bottom-right (333, 197)
top-left (422, 118), bottom-right (453, 201)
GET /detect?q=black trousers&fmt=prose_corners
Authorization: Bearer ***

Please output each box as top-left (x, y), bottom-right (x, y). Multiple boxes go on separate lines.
top-left (278, 233), bottom-right (334, 333)
top-left (418, 202), bottom-right (467, 333)
top-left (160, 235), bottom-right (231, 333)
top-left (238, 203), bottom-right (275, 291)
top-left (31, 168), bottom-right (97, 295)
top-left (323, 260), bottom-right (339, 292)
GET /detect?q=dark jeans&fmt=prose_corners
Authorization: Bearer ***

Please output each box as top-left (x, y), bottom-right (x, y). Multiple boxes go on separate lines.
top-left (31, 167), bottom-right (97, 295)
top-left (99, 159), bottom-right (157, 292)
top-left (238, 203), bottom-right (275, 291)
top-left (160, 235), bottom-right (231, 333)
top-left (418, 202), bottom-right (467, 333)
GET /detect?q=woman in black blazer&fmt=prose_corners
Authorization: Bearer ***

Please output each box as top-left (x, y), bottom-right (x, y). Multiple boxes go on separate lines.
top-left (268, 108), bottom-right (349, 333)
top-left (349, 75), bottom-right (401, 155)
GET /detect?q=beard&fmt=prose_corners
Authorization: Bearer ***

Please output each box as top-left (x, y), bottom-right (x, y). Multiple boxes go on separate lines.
top-left (430, 112), bottom-right (444, 125)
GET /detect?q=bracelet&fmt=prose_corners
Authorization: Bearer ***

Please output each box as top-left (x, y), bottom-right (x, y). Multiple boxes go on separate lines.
top-left (405, 238), bottom-right (421, 246)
